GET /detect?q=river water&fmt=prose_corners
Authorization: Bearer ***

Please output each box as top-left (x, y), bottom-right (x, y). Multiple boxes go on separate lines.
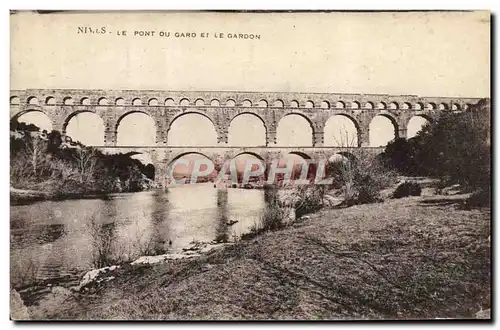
top-left (10, 184), bottom-right (267, 291)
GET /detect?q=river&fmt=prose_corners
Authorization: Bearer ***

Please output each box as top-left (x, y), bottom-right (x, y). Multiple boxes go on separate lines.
top-left (10, 184), bottom-right (268, 294)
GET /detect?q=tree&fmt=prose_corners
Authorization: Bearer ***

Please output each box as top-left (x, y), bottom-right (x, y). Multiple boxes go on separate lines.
top-left (73, 147), bottom-right (98, 184)
top-left (22, 134), bottom-right (47, 177)
top-left (381, 99), bottom-right (490, 193)
top-left (325, 128), bottom-right (396, 205)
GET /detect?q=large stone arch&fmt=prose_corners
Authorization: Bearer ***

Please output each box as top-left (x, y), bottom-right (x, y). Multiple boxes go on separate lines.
top-left (276, 112), bottom-right (315, 147)
top-left (11, 108), bottom-right (47, 121)
top-left (11, 109), bottom-right (54, 132)
top-left (233, 151), bottom-right (265, 162)
top-left (115, 110), bottom-right (157, 146)
top-left (167, 111), bottom-right (218, 146)
top-left (324, 114), bottom-right (360, 147)
top-left (64, 111), bottom-right (105, 146)
top-left (165, 151), bottom-right (217, 183)
top-left (369, 114), bottom-right (399, 147)
top-left (330, 151), bottom-right (357, 162)
top-left (282, 151), bottom-right (314, 181)
top-left (115, 110), bottom-right (155, 131)
top-left (231, 152), bottom-right (267, 182)
top-left (228, 112), bottom-right (267, 147)
top-left (167, 151), bottom-right (215, 168)
top-left (406, 114), bottom-right (433, 138)
top-left (288, 151), bottom-right (312, 160)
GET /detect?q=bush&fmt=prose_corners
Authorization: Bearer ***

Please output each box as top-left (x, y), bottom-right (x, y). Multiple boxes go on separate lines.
top-left (392, 182), bottom-right (422, 199)
top-left (328, 150), bottom-right (396, 206)
top-left (241, 185), bottom-right (325, 240)
top-left (288, 185), bottom-right (325, 218)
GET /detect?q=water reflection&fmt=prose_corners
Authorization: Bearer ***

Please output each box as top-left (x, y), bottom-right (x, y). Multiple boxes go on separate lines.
top-left (10, 184), bottom-right (266, 288)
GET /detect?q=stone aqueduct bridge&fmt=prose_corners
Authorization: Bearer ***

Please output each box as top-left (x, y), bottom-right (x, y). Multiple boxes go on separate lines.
top-left (10, 89), bottom-right (482, 186)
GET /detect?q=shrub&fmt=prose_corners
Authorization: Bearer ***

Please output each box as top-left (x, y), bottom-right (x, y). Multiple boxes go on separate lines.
top-left (328, 150), bottom-right (396, 206)
top-left (287, 185), bottom-right (325, 218)
top-left (241, 185), bottom-right (324, 240)
top-left (392, 182), bottom-right (422, 199)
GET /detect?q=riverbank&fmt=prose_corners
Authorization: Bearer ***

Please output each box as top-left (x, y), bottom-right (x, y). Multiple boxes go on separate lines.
top-left (22, 192), bottom-right (490, 320)
top-left (10, 187), bottom-right (115, 205)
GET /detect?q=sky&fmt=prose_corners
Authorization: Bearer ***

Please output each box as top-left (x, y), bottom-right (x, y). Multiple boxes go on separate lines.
top-left (10, 11), bottom-right (491, 165)
top-left (11, 11), bottom-right (490, 97)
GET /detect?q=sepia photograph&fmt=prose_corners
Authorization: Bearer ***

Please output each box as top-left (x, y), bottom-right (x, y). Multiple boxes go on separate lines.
top-left (9, 9), bottom-right (491, 321)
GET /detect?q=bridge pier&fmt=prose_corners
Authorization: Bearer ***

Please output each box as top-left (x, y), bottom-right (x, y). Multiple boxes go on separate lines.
top-left (104, 130), bottom-right (117, 146)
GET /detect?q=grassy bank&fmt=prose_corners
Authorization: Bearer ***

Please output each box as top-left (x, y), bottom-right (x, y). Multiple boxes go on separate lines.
top-left (10, 187), bottom-right (115, 205)
top-left (28, 193), bottom-right (490, 320)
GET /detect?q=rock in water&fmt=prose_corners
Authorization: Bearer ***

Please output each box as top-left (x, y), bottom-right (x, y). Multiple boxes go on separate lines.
top-left (10, 289), bottom-right (30, 320)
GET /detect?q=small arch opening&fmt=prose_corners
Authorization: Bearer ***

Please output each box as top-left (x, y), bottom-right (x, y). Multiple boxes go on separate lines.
top-left (10, 96), bottom-right (20, 105)
top-left (438, 103), bottom-right (448, 110)
top-left (27, 97), bottom-right (39, 105)
top-left (98, 97), bottom-right (108, 106)
top-left (63, 97), bottom-right (73, 105)
top-left (389, 102), bottom-right (398, 110)
top-left (45, 96), bottom-right (56, 105)
top-left (258, 99), bottom-right (268, 107)
top-left (242, 100), bottom-right (252, 107)
top-left (426, 102), bottom-right (436, 110)
top-left (273, 100), bottom-right (284, 108)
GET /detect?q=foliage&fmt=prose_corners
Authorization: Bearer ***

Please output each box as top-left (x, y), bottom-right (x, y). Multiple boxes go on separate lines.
top-left (10, 121), bottom-right (154, 196)
top-left (242, 184), bottom-right (325, 240)
top-left (381, 99), bottom-right (491, 195)
top-left (326, 150), bottom-right (397, 206)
